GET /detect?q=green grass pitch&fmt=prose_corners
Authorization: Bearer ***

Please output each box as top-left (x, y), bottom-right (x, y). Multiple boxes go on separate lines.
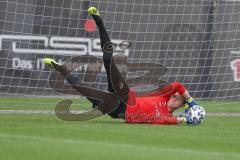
top-left (0, 97), bottom-right (240, 160)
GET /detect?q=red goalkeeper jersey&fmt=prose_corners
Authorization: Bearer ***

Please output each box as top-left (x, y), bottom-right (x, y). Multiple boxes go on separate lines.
top-left (125, 82), bottom-right (186, 125)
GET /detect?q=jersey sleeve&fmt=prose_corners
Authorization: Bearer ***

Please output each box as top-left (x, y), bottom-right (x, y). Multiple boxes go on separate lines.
top-left (148, 82), bottom-right (186, 98)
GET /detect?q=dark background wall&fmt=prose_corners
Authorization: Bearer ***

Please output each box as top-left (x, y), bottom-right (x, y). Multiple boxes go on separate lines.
top-left (0, 0), bottom-right (240, 101)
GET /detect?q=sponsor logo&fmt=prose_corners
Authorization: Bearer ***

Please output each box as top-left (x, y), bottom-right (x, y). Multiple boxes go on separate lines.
top-left (0, 34), bottom-right (130, 70)
top-left (0, 35), bottom-right (130, 56)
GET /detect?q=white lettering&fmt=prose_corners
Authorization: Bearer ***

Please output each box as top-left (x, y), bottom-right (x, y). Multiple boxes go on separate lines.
top-left (12, 57), bottom-right (33, 70)
top-left (0, 35), bottom-right (129, 56)
top-left (12, 57), bottom-right (20, 69)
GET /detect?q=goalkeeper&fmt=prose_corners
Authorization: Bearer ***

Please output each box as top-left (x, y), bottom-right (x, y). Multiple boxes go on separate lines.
top-left (44, 7), bottom-right (200, 125)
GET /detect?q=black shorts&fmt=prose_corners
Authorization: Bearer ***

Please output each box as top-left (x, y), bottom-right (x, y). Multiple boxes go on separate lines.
top-left (107, 94), bottom-right (128, 119)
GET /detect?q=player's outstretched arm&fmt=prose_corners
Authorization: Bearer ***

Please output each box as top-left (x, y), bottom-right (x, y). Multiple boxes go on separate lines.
top-left (164, 82), bottom-right (199, 108)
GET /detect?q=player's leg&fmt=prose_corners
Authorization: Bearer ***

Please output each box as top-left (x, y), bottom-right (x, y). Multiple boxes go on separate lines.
top-left (88, 7), bottom-right (129, 119)
top-left (43, 58), bottom-right (100, 106)
top-left (88, 7), bottom-right (129, 99)
top-left (43, 58), bottom-right (120, 114)
top-left (66, 75), bottom-right (101, 108)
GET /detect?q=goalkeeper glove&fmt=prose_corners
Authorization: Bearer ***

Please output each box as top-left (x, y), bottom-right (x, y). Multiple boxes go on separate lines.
top-left (178, 116), bottom-right (192, 124)
top-left (184, 97), bottom-right (198, 113)
top-left (178, 112), bottom-right (193, 124)
top-left (186, 97), bottom-right (198, 107)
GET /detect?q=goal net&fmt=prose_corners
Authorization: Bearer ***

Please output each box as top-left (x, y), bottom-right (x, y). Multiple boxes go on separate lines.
top-left (0, 0), bottom-right (240, 113)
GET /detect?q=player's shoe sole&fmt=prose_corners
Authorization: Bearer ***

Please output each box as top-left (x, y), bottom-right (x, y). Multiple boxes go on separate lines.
top-left (43, 58), bottom-right (60, 69)
top-left (87, 7), bottom-right (100, 16)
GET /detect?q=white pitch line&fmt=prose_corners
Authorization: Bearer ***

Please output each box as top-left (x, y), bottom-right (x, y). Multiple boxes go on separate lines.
top-left (207, 113), bottom-right (240, 117)
top-left (0, 110), bottom-right (85, 114)
top-left (0, 110), bottom-right (240, 117)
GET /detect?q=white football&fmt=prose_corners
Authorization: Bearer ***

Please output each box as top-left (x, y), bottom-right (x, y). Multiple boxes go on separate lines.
top-left (186, 105), bottom-right (206, 125)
